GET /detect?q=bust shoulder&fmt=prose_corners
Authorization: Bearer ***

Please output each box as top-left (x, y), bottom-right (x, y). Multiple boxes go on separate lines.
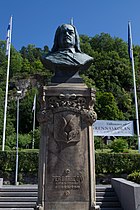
top-left (45, 50), bottom-right (93, 71)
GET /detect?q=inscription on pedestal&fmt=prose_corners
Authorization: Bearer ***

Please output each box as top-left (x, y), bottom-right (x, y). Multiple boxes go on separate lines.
top-left (52, 175), bottom-right (83, 190)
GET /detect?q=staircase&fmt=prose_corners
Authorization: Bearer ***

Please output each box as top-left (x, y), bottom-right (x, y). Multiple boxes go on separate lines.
top-left (96, 185), bottom-right (123, 210)
top-left (0, 185), bottom-right (123, 210)
top-left (0, 185), bottom-right (38, 210)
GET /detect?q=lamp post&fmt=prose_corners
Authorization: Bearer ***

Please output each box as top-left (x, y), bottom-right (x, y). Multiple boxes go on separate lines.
top-left (15, 90), bottom-right (22, 186)
top-left (32, 94), bottom-right (36, 149)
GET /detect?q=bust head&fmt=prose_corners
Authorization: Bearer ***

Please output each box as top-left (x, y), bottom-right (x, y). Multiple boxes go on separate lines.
top-left (51, 24), bottom-right (81, 53)
top-left (44, 23), bottom-right (93, 83)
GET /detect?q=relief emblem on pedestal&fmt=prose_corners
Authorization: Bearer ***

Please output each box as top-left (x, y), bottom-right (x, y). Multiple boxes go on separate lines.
top-left (54, 112), bottom-right (81, 144)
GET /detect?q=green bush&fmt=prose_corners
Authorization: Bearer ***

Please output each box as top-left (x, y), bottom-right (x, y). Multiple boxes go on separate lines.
top-left (18, 150), bottom-right (39, 172)
top-left (94, 137), bottom-right (106, 150)
top-left (0, 150), bottom-right (140, 184)
top-left (0, 150), bottom-right (39, 172)
top-left (6, 133), bottom-right (32, 149)
top-left (127, 135), bottom-right (138, 150)
top-left (127, 171), bottom-right (140, 184)
top-left (0, 150), bottom-right (139, 175)
top-left (108, 138), bottom-right (128, 153)
top-left (0, 145), bottom-right (11, 150)
top-left (95, 152), bottom-right (140, 174)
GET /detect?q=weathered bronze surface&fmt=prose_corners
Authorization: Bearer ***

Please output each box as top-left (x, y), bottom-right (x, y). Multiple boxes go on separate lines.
top-left (43, 24), bottom-right (93, 83)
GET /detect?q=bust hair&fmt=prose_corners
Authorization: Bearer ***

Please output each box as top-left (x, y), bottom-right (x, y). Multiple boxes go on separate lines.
top-left (51, 24), bottom-right (81, 53)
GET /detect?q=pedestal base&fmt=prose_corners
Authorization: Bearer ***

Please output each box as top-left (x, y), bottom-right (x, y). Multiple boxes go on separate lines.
top-left (37, 83), bottom-right (97, 210)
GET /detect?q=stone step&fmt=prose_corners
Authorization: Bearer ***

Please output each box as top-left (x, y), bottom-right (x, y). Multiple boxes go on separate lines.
top-left (0, 185), bottom-right (38, 192)
top-left (0, 185), bottom-right (123, 209)
top-left (0, 202), bottom-right (36, 208)
top-left (0, 208), bottom-right (123, 210)
top-left (96, 196), bottom-right (119, 202)
top-left (96, 191), bottom-right (116, 197)
top-left (0, 197), bottom-right (37, 202)
top-left (100, 208), bottom-right (123, 210)
top-left (96, 201), bottom-right (121, 208)
top-left (0, 186), bottom-right (37, 208)
top-left (96, 186), bottom-right (122, 209)
top-left (0, 209), bottom-right (34, 210)
top-left (96, 186), bottom-right (114, 192)
top-left (0, 192), bottom-right (37, 197)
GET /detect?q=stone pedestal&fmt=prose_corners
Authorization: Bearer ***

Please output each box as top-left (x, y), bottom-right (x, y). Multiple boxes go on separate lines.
top-left (37, 83), bottom-right (98, 210)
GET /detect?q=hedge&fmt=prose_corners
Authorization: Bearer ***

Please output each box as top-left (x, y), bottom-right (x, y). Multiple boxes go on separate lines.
top-left (95, 152), bottom-right (140, 174)
top-left (0, 150), bottom-right (39, 172)
top-left (0, 150), bottom-right (140, 175)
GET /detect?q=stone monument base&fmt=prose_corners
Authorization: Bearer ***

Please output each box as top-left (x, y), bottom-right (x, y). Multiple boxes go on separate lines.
top-left (46, 202), bottom-right (90, 210)
top-left (37, 83), bottom-right (98, 210)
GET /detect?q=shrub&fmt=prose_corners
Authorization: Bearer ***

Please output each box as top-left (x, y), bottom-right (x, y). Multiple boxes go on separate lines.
top-left (0, 145), bottom-right (11, 150)
top-left (6, 133), bottom-right (32, 149)
top-left (127, 135), bottom-right (138, 149)
top-left (0, 150), bottom-right (39, 172)
top-left (127, 171), bottom-right (140, 184)
top-left (18, 149), bottom-right (39, 172)
top-left (0, 150), bottom-right (140, 184)
top-left (95, 152), bottom-right (140, 174)
top-left (109, 138), bottom-right (128, 153)
top-left (94, 137), bottom-right (106, 150)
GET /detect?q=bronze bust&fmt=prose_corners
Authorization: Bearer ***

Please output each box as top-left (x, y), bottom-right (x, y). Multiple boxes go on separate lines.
top-left (44, 24), bottom-right (93, 83)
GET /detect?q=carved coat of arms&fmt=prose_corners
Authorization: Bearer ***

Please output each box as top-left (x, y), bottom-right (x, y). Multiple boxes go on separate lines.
top-left (54, 111), bottom-right (81, 144)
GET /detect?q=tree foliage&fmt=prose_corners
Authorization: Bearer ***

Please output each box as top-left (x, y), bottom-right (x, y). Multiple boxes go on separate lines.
top-left (0, 32), bottom-right (140, 149)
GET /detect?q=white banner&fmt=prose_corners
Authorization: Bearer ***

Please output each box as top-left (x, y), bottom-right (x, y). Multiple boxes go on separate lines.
top-left (93, 120), bottom-right (134, 136)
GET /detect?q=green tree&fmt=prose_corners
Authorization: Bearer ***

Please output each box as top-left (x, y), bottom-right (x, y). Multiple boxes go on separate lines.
top-left (18, 88), bottom-right (38, 134)
top-left (0, 32), bottom-right (139, 149)
top-left (10, 50), bottom-right (23, 77)
top-left (95, 92), bottom-right (124, 120)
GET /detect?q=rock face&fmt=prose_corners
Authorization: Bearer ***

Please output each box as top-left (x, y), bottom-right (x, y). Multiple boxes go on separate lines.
top-left (37, 83), bottom-right (97, 210)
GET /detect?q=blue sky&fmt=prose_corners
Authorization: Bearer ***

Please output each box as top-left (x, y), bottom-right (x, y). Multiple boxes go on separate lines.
top-left (1, 0), bottom-right (140, 51)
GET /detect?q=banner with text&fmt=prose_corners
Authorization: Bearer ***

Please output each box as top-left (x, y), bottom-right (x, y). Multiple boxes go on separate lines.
top-left (93, 120), bottom-right (134, 136)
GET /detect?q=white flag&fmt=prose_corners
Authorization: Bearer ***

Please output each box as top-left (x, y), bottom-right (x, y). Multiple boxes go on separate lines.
top-left (6, 16), bottom-right (12, 55)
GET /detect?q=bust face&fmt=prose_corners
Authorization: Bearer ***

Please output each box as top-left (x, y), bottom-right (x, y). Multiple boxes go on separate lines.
top-left (59, 24), bottom-right (76, 49)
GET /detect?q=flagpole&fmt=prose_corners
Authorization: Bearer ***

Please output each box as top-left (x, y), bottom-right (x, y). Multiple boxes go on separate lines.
top-left (70, 17), bottom-right (74, 25)
top-left (128, 21), bottom-right (140, 152)
top-left (2, 16), bottom-right (12, 151)
top-left (32, 94), bottom-right (36, 149)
